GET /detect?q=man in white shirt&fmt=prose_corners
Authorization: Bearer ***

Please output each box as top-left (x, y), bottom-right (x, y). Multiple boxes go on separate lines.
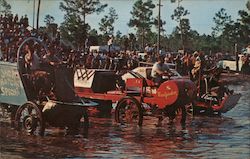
top-left (151, 54), bottom-right (172, 85)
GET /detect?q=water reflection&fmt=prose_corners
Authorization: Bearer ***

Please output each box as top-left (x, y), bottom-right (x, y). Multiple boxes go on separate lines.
top-left (0, 83), bottom-right (250, 158)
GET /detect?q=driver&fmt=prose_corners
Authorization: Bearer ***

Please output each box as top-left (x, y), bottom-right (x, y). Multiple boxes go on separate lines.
top-left (41, 45), bottom-right (62, 83)
top-left (24, 42), bottom-right (52, 99)
top-left (151, 54), bottom-right (173, 85)
top-left (24, 43), bottom-right (41, 72)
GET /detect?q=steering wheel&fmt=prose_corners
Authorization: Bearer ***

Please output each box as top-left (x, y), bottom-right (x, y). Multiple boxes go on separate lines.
top-left (163, 71), bottom-right (175, 80)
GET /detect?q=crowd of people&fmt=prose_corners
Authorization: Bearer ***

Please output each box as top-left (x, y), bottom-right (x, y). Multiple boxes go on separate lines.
top-left (82, 48), bottom-right (223, 78)
top-left (0, 13), bottom-right (72, 64)
top-left (0, 13), bottom-right (31, 62)
top-left (1, 13), bottom-right (249, 78)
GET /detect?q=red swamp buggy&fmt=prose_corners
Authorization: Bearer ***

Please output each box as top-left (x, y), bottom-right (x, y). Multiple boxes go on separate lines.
top-left (74, 68), bottom-right (196, 126)
top-left (74, 65), bottom-right (241, 127)
top-left (122, 66), bottom-right (242, 116)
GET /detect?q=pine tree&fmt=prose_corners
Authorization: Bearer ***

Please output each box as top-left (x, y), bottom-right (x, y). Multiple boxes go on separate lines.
top-left (60, 0), bottom-right (107, 48)
top-left (99, 7), bottom-right (118, 36)
top-left (128, 0), bottom-right (155, 49)
top-left (171, 0), bottom-right (190, 51)
top-left (44, 14), bottom-right (55, 26)
top-left (0, 0), bottom-right (11, 15)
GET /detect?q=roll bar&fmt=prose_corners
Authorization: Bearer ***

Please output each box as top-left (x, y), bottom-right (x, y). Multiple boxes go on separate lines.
top-left (16, 37), bottom-right (48, 71)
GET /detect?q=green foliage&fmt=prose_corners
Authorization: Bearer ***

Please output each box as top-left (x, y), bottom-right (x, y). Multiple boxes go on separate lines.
top-left (171, 5), bottom-right (189, 22)
top-left (210, 5), bottom-right (250, 53)
top-left (128, 33), bottom-right (137, 50)
top-left (192, 34), bottom-right (219, 53)
top-left (60, 0), bottom-right (107, 23)
top-left (128, 0), bottom-right (155, 48)
top-left (146, 31), bottom-right (158, 45)
top-left (212, 8), bottom-right (232, 37)
top-left (89, 29), bottom-right (98, 36)
top-left (0, 0), bottom-right (11, 15)
top-left (153, 16), bottom-right (166, 32)
top-left (53, 0), bottom-right (250, 53)
top-left (44, 14), bottom-right (55, 26)
top-left (222, 9), bottom-right (250, 50)
top-left (238, 10), bottom-right (250, 46)
top-left (59, 0), bottom-right (107, 48)
top-left (60, 14), bottom-right (90, 49)
top-left (247, 0), bottom-right (250, 11)
top-left (114, 30), bottom-right (122, 46)
top-left (99, 7), bottom-right (118, 35)
top-left (171, 2), bottom-right (190, 50)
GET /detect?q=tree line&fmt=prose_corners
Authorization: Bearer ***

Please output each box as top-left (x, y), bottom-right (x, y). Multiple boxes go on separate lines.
top-left (1, 0), bottom-right (249, 54)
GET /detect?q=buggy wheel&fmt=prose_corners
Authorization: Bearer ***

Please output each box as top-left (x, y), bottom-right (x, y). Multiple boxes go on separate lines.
top-left (186, 102), bottom-right (195, 116)
top-left (115, 96), bottom-right (143, 126)
top-left (15, 102), bottom-right (45, 136)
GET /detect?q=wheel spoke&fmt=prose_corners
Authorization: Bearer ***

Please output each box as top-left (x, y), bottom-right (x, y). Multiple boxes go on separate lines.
top-left (125, 99), bottom-right (131, 105)
top-left (23, 107), bottom-right (29, 116)
top-left (116, 98), bottom-right (142, 126)
top-left (27, 106), bottom-right (33, 115)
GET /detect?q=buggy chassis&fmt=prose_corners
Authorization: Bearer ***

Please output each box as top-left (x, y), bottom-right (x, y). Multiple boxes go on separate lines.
top-left (0, 37), bottom-right (96, 136)
top-left (75, 68), bottom-right (196, 126)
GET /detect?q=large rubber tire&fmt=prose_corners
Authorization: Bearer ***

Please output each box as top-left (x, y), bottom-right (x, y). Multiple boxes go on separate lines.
top-left (115, 96), bottom-right (143, 126)
top-left (15, 101), bottom-right (45, 136)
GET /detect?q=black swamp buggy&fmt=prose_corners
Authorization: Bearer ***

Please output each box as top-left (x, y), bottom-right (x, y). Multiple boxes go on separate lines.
top-left (0, 37), bottom-right (97, 136)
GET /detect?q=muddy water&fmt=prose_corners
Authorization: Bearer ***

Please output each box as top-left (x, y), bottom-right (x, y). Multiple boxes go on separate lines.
top-left (0, 83), bottom-right (250, 159)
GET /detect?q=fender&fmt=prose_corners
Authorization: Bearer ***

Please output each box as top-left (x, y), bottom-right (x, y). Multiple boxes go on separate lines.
top-left (153, 79), bottom-right (196, 109)
top-left (212, 93), bottom-right (241, 113)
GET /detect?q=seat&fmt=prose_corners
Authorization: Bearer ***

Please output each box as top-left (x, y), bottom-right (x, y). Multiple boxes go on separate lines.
top-left (125, 78), bottom-right (145, 96)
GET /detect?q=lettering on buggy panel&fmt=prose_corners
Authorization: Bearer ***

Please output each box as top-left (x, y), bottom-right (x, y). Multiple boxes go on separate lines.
top-left (0, 68), bottom-right (20, 96)
top-left (157, 91), bottom-right (178, 99)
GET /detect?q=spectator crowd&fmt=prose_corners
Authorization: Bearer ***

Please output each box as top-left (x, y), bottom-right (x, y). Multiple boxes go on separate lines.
top-left (1, 13), bottom-right (249, 76)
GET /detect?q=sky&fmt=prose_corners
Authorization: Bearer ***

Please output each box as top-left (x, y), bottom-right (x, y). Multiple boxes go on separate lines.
top-left (7, 0), bottom-right (249, 35)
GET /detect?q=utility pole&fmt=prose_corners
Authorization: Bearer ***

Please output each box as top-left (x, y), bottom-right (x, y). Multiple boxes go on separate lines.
top-left (157, 0), bottom-right (162, 55)
top-left (235, 43), bottom-right (239, 72)
top-left (36, 0), bottom-right (41, 30)
top-left (33, 0), bottom-right (35, 28)
top-left (178, 0), bottom-right (184, 53)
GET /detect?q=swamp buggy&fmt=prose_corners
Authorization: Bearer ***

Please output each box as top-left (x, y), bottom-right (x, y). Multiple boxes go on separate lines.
top-left (0, 37), bottom-right (96, 136)
top-left (74, 67), bottom-right (197, 126)
top-left (124, 66), bottom-right (241, 116)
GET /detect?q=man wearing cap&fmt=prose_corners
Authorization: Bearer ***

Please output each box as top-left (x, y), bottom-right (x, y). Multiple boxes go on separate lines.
top-left (151, 54), bottom-right (173, 85)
